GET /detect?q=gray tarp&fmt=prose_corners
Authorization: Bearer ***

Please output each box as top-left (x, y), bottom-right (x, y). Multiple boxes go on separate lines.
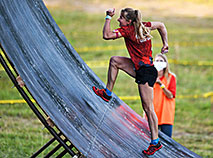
top-left (0, 0), bottom-right (200, 157)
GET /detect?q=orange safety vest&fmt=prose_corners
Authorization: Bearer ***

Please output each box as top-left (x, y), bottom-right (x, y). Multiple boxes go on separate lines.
top-left (153, 73), bottom-right (176, 125)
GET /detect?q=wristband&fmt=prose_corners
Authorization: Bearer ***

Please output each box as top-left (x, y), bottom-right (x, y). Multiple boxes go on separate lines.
top-left (160, 84), bottom-right (165, 89)
top-left (105, 15), bottom-right (112, 20)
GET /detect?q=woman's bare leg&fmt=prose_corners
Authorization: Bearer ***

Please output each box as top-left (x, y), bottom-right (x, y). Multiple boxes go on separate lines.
top-left (106, 56), bottom-right (158, 139)
top-left (106, 56), bottom-right (136, 91)
top-left (138, 83), bottom-right (158, 140)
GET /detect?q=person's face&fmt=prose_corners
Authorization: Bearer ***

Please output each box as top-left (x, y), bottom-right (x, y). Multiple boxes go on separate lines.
top-left (155, 56), bottom-right (165, 62)
top-left (117, 13), bottom-right (131, 27)
top-left (154, 56), bottom-right (167, 75)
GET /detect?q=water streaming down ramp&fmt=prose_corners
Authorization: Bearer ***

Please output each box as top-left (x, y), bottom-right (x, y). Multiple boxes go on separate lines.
top-left (0, 0), bottom-right (201, 157)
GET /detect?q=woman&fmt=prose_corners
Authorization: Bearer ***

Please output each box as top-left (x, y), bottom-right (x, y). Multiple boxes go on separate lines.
top-left (92, 8), bottom-right (168, 156)
top-left (153, 53), bottom-right (176, 137)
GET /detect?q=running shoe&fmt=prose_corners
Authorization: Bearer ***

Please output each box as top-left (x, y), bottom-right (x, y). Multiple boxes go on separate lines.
top-left (92, 86), bottom-right (112, 102)
top-left (143, 141), bottom-right (163, 156)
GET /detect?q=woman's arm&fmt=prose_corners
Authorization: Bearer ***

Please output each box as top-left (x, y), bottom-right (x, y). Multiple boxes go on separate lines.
top-left (103, 9), bottom-right (122, 40)
top-left (156, 75), bottom-right (176, 99)
top-left (162, 86), bottom-right (174, 99)
top-left (156, 78), bottom-right (173, 99)
top-left (150, 22), bottom-right (169, 54)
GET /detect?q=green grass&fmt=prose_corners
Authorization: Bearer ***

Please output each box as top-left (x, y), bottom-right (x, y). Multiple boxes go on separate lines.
top-left (173, 99), bottom-right (213, 157)
top-left (0, 5), bottom-right (213, 158)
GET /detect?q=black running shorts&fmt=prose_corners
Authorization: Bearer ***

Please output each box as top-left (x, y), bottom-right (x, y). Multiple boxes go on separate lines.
top-left (135, 65), bottom-right (158, 87)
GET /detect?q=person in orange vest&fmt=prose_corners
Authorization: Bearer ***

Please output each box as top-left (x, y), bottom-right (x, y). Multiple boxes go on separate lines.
top-left (153, 53), bottom-right (176, 137)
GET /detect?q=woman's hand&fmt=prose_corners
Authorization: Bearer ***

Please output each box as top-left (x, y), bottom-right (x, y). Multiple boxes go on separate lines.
top-left (106, 8), bottom-right (115, 17)
top-left (156, 77), bottom-right (162, 85)
top-left (161, 45), bottom-right (169, 54)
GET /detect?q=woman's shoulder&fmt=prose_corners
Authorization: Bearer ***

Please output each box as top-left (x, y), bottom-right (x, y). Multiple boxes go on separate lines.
top-left (169, 72), bottom-right (176, 82)
top-left (118, 25), bottom-right (135, 37)
top-left (142, 22), bottom-right (151, 27)
top-left (169, 72), bottom-right (176, 78)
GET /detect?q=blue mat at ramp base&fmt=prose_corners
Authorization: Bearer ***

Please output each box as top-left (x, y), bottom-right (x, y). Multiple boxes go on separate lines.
top-left (0, 0), bottom-right (201, 157)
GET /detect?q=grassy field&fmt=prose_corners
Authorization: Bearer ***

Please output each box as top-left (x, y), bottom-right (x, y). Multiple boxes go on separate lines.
top-left (0, 1), bottom-right (213, 157)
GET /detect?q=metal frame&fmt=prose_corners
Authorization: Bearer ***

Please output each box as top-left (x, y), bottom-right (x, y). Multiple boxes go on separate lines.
top-left (0, 44), bottom-right (83, 158)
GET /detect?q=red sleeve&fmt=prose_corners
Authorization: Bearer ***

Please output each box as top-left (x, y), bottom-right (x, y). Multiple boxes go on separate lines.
top-left (168, 75), bottom-right (176, 98)
top-left (117, 26), bottom-right (129, 38)
top-left (142, 22), bottom-right (151, 27)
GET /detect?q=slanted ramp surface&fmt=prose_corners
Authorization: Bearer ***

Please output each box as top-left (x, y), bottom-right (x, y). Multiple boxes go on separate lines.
top-left (0, 0), bottom-right (200, 157)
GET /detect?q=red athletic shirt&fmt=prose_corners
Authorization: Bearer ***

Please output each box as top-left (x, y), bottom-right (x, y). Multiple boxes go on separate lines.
top-left (117, 22), bottom-right (153, 70)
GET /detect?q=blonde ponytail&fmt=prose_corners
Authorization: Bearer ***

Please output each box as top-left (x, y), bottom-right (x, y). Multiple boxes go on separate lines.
top-left (134, 10), bottom-right (152, 41)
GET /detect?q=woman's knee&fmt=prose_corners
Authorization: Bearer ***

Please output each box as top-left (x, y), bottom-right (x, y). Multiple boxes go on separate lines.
top-left (110, 56), bottom-right (121, 67)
